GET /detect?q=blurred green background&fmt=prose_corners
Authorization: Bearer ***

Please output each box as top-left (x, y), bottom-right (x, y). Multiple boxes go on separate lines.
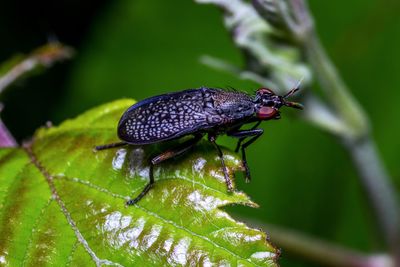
top-left (1, 0), bottom-right (399, 266)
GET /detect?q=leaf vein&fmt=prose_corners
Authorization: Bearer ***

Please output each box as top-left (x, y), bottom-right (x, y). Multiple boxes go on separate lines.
top-left (52, 176), bottom-right (257, 265)
top-left (24, 144), bottom-right (125, 267)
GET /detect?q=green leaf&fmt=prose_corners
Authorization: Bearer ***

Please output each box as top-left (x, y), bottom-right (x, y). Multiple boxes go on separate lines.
top-left (0, 99), bottom-right (279, 266)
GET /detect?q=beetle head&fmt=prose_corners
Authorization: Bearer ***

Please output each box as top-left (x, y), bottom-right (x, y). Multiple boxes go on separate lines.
top-left (255, 87), bottom-right (303, 120)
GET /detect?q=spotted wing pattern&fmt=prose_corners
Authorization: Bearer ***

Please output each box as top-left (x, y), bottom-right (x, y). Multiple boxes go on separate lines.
top-left (118, 89), bottom-right (212, 144)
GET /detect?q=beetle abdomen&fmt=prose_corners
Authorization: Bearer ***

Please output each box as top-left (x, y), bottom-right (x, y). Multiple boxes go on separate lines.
top-left (118, 89), bottom-right (210, 144)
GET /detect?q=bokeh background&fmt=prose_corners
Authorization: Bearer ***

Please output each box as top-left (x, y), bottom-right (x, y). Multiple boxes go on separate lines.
top-left (1, 0), bottom-right (399, 266)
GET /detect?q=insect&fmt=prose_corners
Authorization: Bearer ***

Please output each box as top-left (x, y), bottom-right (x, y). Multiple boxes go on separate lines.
top-left (95, 86), bottom-right (303, 205)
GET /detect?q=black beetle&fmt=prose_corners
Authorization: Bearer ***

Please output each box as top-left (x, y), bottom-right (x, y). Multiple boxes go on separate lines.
top-left (95, 86), bottom-right (303, 205)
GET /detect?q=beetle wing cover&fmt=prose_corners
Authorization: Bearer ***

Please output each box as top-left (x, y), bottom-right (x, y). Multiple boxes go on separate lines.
top-left (118, 89), bottom-right (211, 144)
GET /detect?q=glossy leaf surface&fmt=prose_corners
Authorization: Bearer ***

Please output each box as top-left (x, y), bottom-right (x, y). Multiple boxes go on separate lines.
top-left (0, 100), bottom-right (278, 266)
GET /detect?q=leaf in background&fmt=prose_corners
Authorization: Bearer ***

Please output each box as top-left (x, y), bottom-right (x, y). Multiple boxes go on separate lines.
top-left (0, 99), bottom-right (279, 266)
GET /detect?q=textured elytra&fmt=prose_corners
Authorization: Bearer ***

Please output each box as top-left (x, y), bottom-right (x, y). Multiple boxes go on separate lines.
top-left (118, 88), bottom-right (255, 144)
top-left (0, 99), bottom-right (279, 266)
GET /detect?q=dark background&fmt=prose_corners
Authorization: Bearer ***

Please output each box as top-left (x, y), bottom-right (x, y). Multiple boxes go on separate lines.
top-left (1, 0), bottom-right (399, 266)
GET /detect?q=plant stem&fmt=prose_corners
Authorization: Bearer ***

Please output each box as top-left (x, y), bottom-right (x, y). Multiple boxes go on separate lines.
top-left (346, 138), bottom-right (400, 262)
top-left (0, 42), bottom-right (74, 95)
top-left (0, 43), bottom-right (73, 148)
top-left (303, 34), bottom-right (369, 140)
top-left (196, 0), bottom-right (400, 264)
top-left (261, 222), bottom-right (393, 267)
top-left (304, 31), bottom-right (400, 262)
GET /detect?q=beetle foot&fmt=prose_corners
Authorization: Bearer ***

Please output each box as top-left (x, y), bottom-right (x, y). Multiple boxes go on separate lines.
top-left (244, 174), bottom-right (251, 183)
top-left (242, 161), bottom-right (252, 183)
top-left (126, 183), bottom-right (154, 205)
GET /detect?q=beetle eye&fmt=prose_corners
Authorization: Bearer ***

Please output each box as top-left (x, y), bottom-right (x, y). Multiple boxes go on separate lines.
top-left (266, 100), bottom-right (274, 107)
top-left (257, 106), bottom-right (278, 120)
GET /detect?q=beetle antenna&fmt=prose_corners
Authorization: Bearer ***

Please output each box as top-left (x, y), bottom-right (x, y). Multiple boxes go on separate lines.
top-left (283, 88), bottom-right (299, 99)
top-left (295, 77), bottom-right (304, 89)
top-left (284, 77), bottom-right (304, 98)
top-left (282, 78), bottom-right (304, 109)
top-left (284, 101), bottom-right (304, 110)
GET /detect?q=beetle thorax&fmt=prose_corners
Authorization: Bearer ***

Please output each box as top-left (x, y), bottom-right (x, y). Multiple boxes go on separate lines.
top-left (210, 91), bottom-right (255, 119)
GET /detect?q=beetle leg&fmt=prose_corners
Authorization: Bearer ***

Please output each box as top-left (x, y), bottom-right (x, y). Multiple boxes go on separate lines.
top-left (208, 134), bottom-right (234, 192)
top-left (126, 164), bottom-right (155, 206)
top-left (234, 121), bottom-right (261, 152)
top-left (94, 142), bottom-right (127, 151)
top-left (151, 134), bottom-right (204, 165)
top-left (126, 134), bottom-right (204, 205)
top-left (228, 129), bottom-right (264, 183)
